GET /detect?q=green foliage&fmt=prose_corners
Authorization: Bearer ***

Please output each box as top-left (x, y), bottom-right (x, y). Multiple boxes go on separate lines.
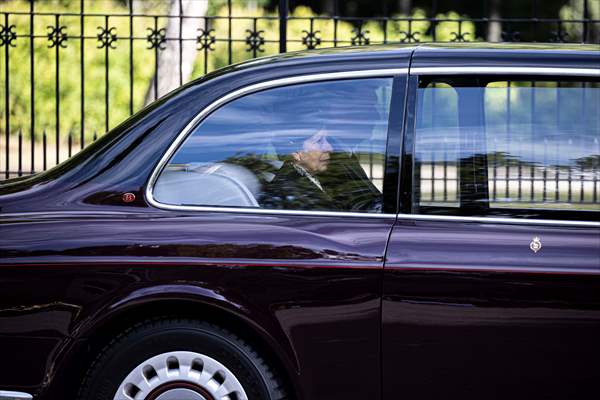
top-left (1, 0), bottom-right (155, 142)
top-left (194, 5), bottom-right (479, 74)
top-left (560, 0), bottom-right (600, 40)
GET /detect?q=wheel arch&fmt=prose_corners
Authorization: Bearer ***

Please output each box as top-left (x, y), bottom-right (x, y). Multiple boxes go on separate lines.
top-left (46, 289), bottom-right (301, 400)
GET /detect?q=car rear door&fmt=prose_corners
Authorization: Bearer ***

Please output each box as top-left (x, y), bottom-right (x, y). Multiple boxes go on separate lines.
top-left (383, 69), bottom-right (600, 399)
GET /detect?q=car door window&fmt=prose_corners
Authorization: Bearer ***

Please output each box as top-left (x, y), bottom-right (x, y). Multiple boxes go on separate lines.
top-left (415, 82), bottom-right (460, 208)
top-left (153, 78), bottom-right (393, 213)
top-left (413, 77), bottom-right (600, 220)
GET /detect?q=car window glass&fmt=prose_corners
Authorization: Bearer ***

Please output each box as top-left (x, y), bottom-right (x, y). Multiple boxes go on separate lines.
top-left (485, 81), bottom-right (599, 211)
top-left (414, 78), bottom-right (600, 220)
top-left (154, 78), bottom-right (393, 213)
top-left (415, 82), bottom-right (460, 208)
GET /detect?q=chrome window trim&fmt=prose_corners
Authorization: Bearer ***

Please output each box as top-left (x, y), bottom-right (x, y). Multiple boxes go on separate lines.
top-left (147, 204), bottom-right (397, 219)
top-left (146, 68), bottom-right (407, 218)
top-left (396, 213), bottom-right (600, 228)
top-left (0, 390), bottom-right (33, 400)
top-left (146, 67), bottom-right (599, 226)
top-left (410, 66), bottom-right (600, 76)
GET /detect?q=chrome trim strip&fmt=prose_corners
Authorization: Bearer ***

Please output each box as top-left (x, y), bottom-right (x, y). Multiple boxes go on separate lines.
top-left (410, 66), bottom-right (600, 76)
top-left (146, 69), bottom-right (407, 217)
top-left (0, 211), bottom-right (147, 218)
top-left (1, 260), bottom-right (383, 269)
top-left (145, 204), bottom-right (397, 219)
top-left (396, 213), bottom-right (600, 227)
top-left (386, 264), bottom-right (600, 275)
top-left (0, 391), bottom-right (33, 400)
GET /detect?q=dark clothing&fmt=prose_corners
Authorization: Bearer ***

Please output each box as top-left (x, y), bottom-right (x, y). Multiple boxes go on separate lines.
top-left (259, 153), bottom-right (382, 212)
top-left (259, 161), bottom-right (336, 210)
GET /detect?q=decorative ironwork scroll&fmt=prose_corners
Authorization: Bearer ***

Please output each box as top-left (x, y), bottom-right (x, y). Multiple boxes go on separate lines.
top-left (97, 26), bottom-right (118, 49)
top-left (245, 29), bottom-right (265, 52)
top-left (197, 28), bottom-right (216, 51)
top-left (147, 27), bottom-right (166, 50)
top-left (351, 26), bottom-right (370, 46)
top-left (302, 29), bottom-right (321, 49)
top-left (0, 24), bottom-right (17, 47)
top-left (47, 25), bottom-right (68, 48)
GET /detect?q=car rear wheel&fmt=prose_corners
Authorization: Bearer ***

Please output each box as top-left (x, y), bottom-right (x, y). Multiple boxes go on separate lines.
top-left (77, 318), bottom-right (288, 400)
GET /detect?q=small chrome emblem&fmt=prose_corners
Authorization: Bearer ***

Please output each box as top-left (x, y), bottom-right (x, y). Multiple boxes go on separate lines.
top-left (530, 237), bottom-right (542, 253)
top-left (122, 192), bottom-right (136, 203)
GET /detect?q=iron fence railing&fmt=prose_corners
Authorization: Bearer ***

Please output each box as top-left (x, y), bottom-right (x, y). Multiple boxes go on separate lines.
top-left (1, 0), bottom-right (599, 180)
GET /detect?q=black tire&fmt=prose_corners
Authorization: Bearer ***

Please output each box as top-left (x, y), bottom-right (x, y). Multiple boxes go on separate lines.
top-left (77, 318), bottom-right (288, 400)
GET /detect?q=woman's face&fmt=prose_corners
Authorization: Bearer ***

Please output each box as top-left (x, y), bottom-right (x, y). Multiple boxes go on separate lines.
top-left (293, 129), bottom-right (333, 173)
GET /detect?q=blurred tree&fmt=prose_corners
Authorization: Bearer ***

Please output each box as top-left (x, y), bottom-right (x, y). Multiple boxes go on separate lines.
top-left (143, 0), bottom-right (209, 105)
top-left (398, 0), bottom-right (412, 15)
top-left (487, 0), bottom-right (502, 41)
top-left (560, 0), bottom-right (599, 42)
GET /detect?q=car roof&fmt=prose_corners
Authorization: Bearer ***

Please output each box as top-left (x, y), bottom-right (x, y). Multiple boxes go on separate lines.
top-left (415, 42), bottom-right (600, 51)
top-left (224, 42), bottom-right (599, 74)
top-left (411, 42), bottom-right (600, 70)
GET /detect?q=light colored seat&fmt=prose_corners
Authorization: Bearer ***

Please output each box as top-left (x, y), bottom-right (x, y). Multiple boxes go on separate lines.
top-left (154, 163), bottom-right (261, 207)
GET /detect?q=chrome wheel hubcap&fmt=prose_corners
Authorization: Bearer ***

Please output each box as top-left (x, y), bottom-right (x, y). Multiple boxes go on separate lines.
top-left (154, 388), bottom-right (207, 400)
top-left (113, 351), bottom-right (247, 400)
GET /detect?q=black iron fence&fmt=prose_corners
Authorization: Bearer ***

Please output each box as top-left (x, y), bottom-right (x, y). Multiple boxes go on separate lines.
top-left (1, 0), bottom-right (599, 180)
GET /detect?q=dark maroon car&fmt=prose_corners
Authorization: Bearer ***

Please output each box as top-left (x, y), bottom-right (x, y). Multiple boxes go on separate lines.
top-left (1, 43), bottom-right (599, 400)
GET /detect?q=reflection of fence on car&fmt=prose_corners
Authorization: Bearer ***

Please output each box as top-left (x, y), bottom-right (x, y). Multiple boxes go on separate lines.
top-left (417, 79), bottom-right (599, 210)
top-left (418, 162), bottom-right (459, 207)
top-left (358, 153), bottom-right (384, 192)
top-left (420, 161), bottom-right (600, 208)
